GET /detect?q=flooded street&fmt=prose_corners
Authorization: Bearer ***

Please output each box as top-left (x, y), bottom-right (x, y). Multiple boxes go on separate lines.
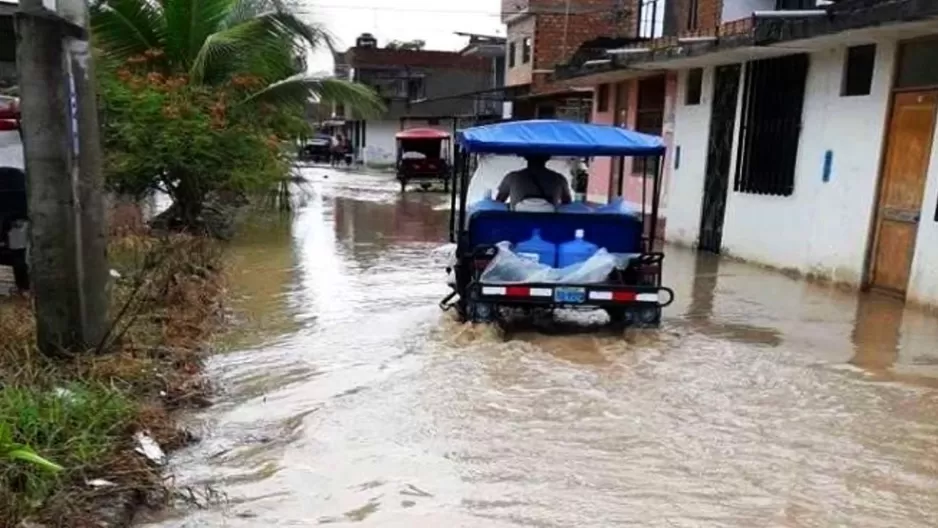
top-left (144, 168), bottom-right (938, 527)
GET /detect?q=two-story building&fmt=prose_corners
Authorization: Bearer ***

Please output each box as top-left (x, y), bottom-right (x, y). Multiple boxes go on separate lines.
top-left (333, 33), bottom-right (491, 167)
top-left (560, 0), bottom-right (938, 309)
top-left (518, 0), bottom-right (678, 232)
top-left (501, 0), bottom-right (640, 121)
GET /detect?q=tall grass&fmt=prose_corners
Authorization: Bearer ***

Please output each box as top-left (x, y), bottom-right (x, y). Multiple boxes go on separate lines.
top-left (0, 227), bottom-right (225, 525)
top-left (0, 385), bottom-right (134, 510)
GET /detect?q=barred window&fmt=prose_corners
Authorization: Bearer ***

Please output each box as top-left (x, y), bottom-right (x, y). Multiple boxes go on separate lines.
top-left (735, 54), bottom-right (809, 196)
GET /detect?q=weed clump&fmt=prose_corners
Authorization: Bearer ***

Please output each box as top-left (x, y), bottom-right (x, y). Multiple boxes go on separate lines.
top-left (0, 230), bottom-right (225, 526)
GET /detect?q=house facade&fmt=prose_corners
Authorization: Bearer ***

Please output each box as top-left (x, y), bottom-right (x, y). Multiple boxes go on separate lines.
top-left (548, 0), bottom-right (678, 231)
top-left (501, 0), bottom-right (639, 121)
top-left (334, 34), bottom-right (491, 167)
top-left (560, 0), bottom-right (938, 307)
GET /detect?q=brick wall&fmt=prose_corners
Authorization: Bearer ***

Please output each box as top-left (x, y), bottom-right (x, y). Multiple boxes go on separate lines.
top-left (534, 10), bottom-right (619, 70)
top-left (506, 16), bottom-right (536, 86)
top-left (665, 0), bottom-right (723, 34)
top-left (504, 0), bottom-right (640, 93)
top-left (698, 0), bottom-right (723, 29)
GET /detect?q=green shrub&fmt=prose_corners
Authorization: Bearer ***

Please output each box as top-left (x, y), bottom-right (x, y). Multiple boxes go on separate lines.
top-left (99, 65), bottom-right (295, 224)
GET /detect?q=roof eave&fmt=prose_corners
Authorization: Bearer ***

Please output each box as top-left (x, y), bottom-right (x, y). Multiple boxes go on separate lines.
top-left (753, 0), bottom-right (938, 43)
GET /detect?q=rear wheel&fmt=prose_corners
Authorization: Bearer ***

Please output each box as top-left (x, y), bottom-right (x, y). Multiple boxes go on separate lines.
top-left (605, 308), bottom-right (629, 329)
top-left (634, 306), bottom-right (662, 328)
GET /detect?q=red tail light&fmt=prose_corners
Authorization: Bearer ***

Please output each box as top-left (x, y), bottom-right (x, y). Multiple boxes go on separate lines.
top-left (0, 99), bottom-right (18, 120)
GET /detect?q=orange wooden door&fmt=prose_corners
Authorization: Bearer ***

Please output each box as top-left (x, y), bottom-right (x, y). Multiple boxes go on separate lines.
top-left (870, 91), bottom-right (938, 293)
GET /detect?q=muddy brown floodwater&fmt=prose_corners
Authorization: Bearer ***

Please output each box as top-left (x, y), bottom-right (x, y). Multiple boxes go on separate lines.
top-left (140, 168), bottom-right (938, 528)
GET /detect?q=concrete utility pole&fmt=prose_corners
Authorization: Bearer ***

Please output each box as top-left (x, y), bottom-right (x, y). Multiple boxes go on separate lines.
top-left (15, 0), bottom-right (109, 355)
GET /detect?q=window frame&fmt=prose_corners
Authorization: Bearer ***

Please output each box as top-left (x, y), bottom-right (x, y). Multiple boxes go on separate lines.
top-left (685, 68), bottom-right (703, 105)
top-left (638, 0), bottom-right (664, 40)
top-left (686, 0), bottom-right (699, 31)
top-left (633, 75), bottom-right (666, 178)
top-left (406, 77), bottom-right (425, 101)
top-left (734, 54), bottom-right (810, 197)
top-left (894, 37), bottom-right (938, 90)
top-left (508, 42), bottom-right (517, 68)
top-left (522, 37), bottom-right (532, 64)
top-left (841, 44), bottom-right (876, 97)
top-left (597, 84), bottom-right (610, 113)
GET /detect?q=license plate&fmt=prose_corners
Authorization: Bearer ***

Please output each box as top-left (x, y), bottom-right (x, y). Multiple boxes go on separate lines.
top-left (554, 286), bottom-right (586, 304)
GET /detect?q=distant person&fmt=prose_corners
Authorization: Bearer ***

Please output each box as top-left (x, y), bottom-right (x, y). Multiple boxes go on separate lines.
top-left (342, 138), bottom-right (353, 166)
top-left (495, 154), bottom-right (572, 212)
top-left (330, 134), bottom-right (344, 167)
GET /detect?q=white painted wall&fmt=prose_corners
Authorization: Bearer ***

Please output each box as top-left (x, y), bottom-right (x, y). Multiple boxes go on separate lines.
top-left (362, 120), bottom-right (398, 167)
top-left (665, 67), bottom-right (714, 246)
top-left (362, 119), bottom-right (459, 167)
top-left (721, 0), bottom-right (774, 22)
top-left (667, 40), bottom-right (898, 287)
top-left (720, 42), bottom-right (895, 285)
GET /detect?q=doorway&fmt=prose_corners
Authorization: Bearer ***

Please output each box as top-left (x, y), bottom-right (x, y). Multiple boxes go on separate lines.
top-left (609, 81), bottom-right (631, 197)
top-left (697, 64), bottom-right (741, 253)
top-left (869, 90), bottom-right (938, 294)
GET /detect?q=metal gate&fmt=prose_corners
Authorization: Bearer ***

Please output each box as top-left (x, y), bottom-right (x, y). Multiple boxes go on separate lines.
top-left (697, 64), bottom-right (741, 253)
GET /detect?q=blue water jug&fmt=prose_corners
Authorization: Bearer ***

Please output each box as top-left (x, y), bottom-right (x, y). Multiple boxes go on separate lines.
top-left (558, 202), bottom-right (594, 214)
top-left (468, 188), bottom-right (508, 216)
top-left (558, 229), bottom-right (598, 268)
top-left (596, 197), bottom-right (639, 217)
top-left (514, 229), bottom-right (557, 266)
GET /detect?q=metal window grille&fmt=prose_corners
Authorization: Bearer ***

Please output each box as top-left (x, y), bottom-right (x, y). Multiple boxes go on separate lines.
top-left (638, 0), bottom-right (664, 39)
top-left (734, 54), bottom-right (809, 196)
top-left (686, 0), bottom-right (699, 31)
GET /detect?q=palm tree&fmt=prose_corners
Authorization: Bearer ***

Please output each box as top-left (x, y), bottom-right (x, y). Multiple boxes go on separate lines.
top-left (91, 0), bottom-right (383, 116)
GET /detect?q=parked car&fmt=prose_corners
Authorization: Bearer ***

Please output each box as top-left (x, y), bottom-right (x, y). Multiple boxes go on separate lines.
top-left (297, 134), bottom-right (333, 164)
top-left (0, 96), bottom-right (28, 291)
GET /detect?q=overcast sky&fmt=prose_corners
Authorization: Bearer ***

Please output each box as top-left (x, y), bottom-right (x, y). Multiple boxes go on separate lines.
top-left (297, 0), bottom-right (505, 73)
top-left (0, 0), bottom-right (505, 74)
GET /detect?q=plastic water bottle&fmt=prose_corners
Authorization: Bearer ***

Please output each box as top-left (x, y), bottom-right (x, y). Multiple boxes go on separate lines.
top-left (596, 196), bottom-right (638, 216)
top-left (558, 202), bottom-right (594, 214)
top-left (557, 229), bottom-right (598, 268)
top-left (468, 188), bottom-right (508, 216)
top-left (514, 228), bottom-right (557, 266)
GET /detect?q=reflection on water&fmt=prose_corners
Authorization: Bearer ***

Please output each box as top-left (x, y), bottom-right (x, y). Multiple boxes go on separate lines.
top-left (142, 168), bottom-right (938, 528)
top-left (223, 213), bottom-right (301, 348)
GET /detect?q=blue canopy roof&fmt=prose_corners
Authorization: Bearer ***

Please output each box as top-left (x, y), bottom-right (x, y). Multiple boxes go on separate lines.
top-left (456, 119), bottom-right (665, 157)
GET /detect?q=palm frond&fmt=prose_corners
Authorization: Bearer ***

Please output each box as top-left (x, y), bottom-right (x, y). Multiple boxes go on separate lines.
top-left (189, 12), bottom-right (286, 84)
top-left (241, 75), bottom-right (385, 118)
top-left (158, 0), bottom-right (234, 67)
top-left (92, 0), bottom-right (166, 59)
top-left (223, 0), bottom-right (273, 27)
